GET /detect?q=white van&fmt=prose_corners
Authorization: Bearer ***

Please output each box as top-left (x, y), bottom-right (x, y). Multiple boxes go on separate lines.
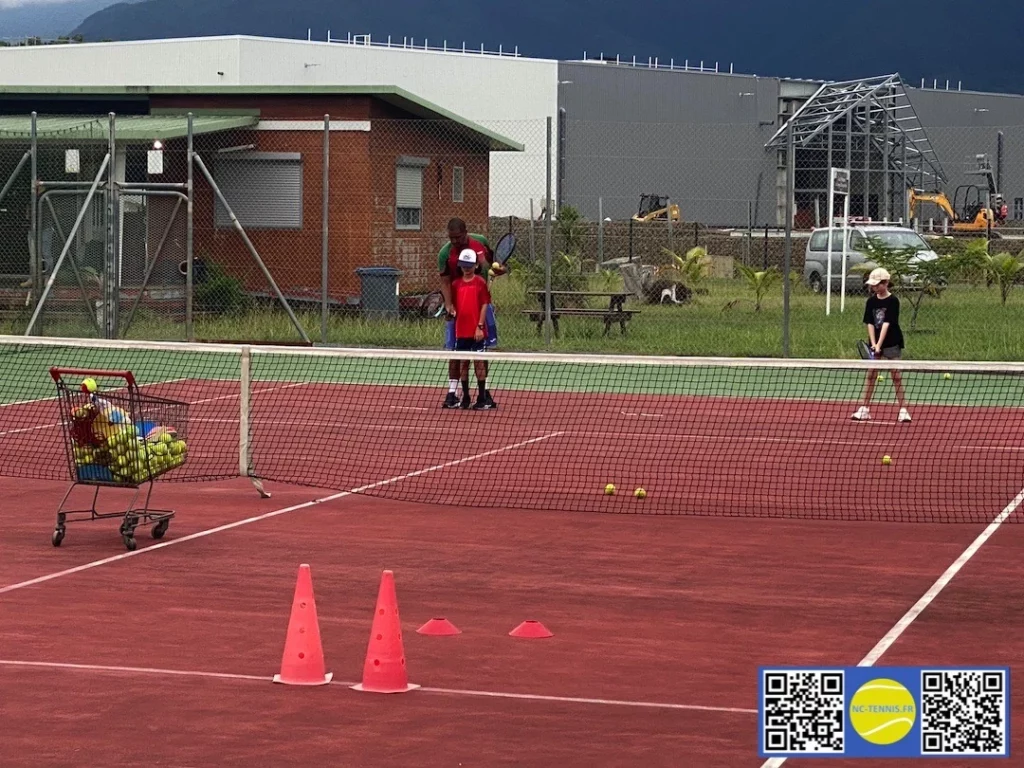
top-left (803, 225), bottom-right (939, 293)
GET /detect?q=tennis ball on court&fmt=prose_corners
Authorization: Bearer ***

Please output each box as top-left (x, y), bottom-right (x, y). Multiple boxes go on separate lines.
top-left (849, 678), bottom-right (916, 746)
top-left (882, 455), bottom-right (892, 465)
top-left (604, 483), bottom-right (616, 495)
top-left (81, 378), bottom-right (97, 394)
top-left (877, 374), bottom-right (884, 382)
top-left (944, 373), bottom-right (952, 380)
top-left (634, 487), bottom-right (647, 499)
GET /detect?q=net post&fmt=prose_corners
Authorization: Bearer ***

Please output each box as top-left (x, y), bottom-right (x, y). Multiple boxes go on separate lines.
top-left (238, 346), bottom-right (270, 498)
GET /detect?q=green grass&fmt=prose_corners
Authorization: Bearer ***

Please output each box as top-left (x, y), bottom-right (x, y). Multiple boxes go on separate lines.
top-left (4, 273), bottom-right (1024, 408)
top-left (90, 274), bottom-right (1024, 362)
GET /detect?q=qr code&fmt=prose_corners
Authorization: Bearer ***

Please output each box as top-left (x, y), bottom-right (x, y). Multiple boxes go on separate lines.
top-left (920, 670), bottom-right (1007, 755)
top-left (762, 670), bottom-right (845, 754)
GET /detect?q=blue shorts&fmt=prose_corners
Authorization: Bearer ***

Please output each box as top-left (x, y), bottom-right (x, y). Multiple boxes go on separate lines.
top-left (445, 305), bottom-right (497, 350)
top-left (454, 338), bottom-right (486, 352)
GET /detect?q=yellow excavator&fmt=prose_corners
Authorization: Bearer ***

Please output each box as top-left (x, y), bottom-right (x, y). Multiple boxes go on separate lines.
top-left (633, 194), bottom-right (681, 223)
top-left (908, 154), bottom-right (1007, 234)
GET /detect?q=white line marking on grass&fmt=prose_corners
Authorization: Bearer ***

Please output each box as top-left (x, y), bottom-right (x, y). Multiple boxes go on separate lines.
top-left (758, 485), bottom-right (1024, 768)
top-left (0, 659), bottom-right (756, 714)
top-left (0, 431), bottom-right (564, 595)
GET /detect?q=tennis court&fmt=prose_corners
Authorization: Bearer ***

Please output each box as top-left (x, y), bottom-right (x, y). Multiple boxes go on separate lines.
top-left (0, 336), bottom-right (1022, 766)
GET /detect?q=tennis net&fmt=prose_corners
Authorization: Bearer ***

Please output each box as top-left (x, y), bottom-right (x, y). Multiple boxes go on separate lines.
top-left (2, 334), bottom-right (1023, 523)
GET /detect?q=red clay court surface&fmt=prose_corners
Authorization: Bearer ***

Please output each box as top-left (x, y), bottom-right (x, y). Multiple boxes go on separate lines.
top-left (1, 380), bottom-right (1023, 765)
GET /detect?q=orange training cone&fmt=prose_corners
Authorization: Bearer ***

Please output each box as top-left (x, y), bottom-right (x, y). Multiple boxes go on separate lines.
top-left (417, 617), bottom-right (462, 636)
top-left (509, 620), bottom-right (553, 639)
top-left (273, 564), bottom-right (333, 686)
top-left (351, 570), bottom-right (419, 693)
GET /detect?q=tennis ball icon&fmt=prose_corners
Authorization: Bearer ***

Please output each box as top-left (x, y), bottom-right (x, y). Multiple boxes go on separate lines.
top-left (944, 373), bottom-right (952, 380)
top-left (604, 484), bottom-right (616, 495)
top-left (882, 455), bottom-right (892, 465)
top-left (634, 487), bottom-right (647, 499)
top-left (81, 377), bottom-right (97, 394)
top-left (850, 678), bottom-right (916, 745)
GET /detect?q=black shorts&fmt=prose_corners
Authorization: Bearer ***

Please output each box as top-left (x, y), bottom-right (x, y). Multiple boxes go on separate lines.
top-left (454, 338), bottom-right (485, 352)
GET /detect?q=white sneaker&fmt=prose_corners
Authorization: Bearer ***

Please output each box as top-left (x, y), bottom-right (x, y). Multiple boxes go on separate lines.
top-left (898, 408), bottom-right (912, 423)
top-left (851, 406), bottom-right (871, 421)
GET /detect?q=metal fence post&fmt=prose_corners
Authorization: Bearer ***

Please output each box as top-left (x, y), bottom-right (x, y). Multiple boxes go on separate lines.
top-left (529, 198), bottom-right (536, 262)
top-left (29, 112), bottom-right (39, 322)
top-left (544, 116), bottom-right (553, 343)
top-left (597, 196), bottom-right (604, 270)
top-left (105, 112), bottom-right (118, 339)
top-left (321, 113), bottom-right (330, 344)
top-left (782, 123), bottom-right (795, 358)
top-left (186, 113), bottom-right (194, 341)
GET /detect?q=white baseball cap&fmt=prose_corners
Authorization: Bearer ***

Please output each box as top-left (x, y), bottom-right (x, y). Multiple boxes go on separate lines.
top-left (866, 267), bottom-right (891, 285)
top-left (457, 248), bottom-right (477, 266)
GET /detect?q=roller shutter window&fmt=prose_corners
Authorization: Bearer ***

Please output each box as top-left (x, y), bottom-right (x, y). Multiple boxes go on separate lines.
top-left (452, 166), bottom-right (465, 203)
top-left (214, 152), bottom-right (303, 230)
top-left (396, 157), bottom-right (427, 230)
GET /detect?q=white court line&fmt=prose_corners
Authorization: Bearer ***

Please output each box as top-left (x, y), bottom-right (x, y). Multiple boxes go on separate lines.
top-left (189, 381), bottom-right (306, 406)
top-left (0, 377), bottom-right (188, 410)
top-left (0, 431), bottom-right (564, 595)
top-left (0, 421), bottom-right (63, 439)
top-left (758, 485), bottom-right (1024, 768)
top-left (0, 383), bottom-right (304, 441)
top-left (0, 659), bottom-right (756, 715)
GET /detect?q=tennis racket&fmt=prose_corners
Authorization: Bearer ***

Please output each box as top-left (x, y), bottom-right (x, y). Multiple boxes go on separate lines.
top-left (488, 233), bottom-right (516, 277)
top-left (856, 339), bottom-right (876, 360)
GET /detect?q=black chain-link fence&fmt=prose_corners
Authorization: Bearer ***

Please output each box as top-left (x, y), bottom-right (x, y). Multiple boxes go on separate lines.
top-left (2, 110), bottom-right (1024, 360)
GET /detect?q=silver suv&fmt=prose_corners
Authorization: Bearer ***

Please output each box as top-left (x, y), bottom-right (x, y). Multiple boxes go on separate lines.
top-left (803, 225), bottom-right (939, 293)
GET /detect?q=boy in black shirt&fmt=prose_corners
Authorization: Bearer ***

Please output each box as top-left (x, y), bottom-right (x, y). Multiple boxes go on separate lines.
top-left (851, 267), bottom-right (911, 423)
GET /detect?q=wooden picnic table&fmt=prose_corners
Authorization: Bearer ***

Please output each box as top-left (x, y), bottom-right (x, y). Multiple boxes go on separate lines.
top-left (523, 291), bottom-right (640, 336)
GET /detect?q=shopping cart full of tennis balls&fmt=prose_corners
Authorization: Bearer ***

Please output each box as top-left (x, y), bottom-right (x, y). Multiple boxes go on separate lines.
top-left (49, 367), bottom-right (190, 551)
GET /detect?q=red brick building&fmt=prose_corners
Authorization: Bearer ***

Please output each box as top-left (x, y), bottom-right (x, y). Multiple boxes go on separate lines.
top-left (0, 85), bottom-right (522, 309)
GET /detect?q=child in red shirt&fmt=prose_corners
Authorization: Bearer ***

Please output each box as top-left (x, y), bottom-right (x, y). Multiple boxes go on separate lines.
top-left (451, 249), bottom-right (496, 410)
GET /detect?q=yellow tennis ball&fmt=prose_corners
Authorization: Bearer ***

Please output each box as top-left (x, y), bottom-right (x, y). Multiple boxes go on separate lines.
top-left (877, 374), bottom-right (884, 382)
top-left (944, 373), bottom-right (952, 380)
top-left (81, 377), bottom-right (97, 393)
top-left (604, 484), bottom-right (616, 495)
top-left (882, 455), bottom-right (892, 465)
top-left (849, 678), bottom-right (916, 746)
top-left (634, 487), bottom-right (646, 499)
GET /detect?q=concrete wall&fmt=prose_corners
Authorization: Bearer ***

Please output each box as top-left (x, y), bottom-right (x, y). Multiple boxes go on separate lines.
top-left (556, 61), bottom-right (781, 227)
top-left (906, 87), bottom-right (1024, 223)
top-left (0, 36), bottom-right (557, 219)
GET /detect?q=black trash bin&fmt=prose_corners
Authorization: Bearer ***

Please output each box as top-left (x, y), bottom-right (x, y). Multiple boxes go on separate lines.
top-left (355, 266), bottom-right (401, 318)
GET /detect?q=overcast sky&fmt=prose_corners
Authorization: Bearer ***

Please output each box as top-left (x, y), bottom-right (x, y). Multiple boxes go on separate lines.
top-left (0, 0), bottom-right (83, 8)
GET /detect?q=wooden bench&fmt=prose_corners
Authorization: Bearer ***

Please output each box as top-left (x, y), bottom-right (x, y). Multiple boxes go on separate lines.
top-left (520, 307), bottom-right (640, 336)
top-left (524, 290), bottom-right (640, 337)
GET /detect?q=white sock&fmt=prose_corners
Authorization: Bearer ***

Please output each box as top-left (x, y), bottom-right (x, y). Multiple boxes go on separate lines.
top-left (448, 379), bottom-right (458, 394)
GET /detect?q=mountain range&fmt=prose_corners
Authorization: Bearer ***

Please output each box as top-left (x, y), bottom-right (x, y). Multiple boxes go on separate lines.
top-left (2, 0), bottom-right (1021, 95)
